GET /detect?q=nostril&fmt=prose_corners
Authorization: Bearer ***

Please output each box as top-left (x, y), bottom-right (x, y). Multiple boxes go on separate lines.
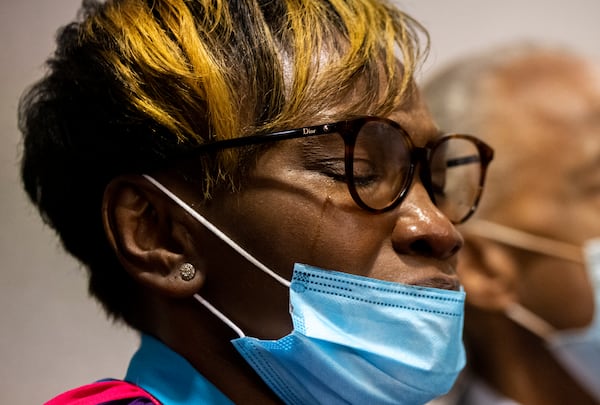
top-left (404, 236), bottom-right (462, 259)
top-left (448, 242), bottom-right (461, 257)
top-left (409, 239), bottom-right (434, 256)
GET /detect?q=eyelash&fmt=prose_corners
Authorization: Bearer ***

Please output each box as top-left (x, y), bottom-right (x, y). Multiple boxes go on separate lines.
top-left (315, 160), bottom-right (346, 181)
top-left (305, 157), bottom-right (382, 188)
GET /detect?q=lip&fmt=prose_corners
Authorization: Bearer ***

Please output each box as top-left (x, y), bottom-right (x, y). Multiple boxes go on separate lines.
top-left (408, 276), bottom-right (461, 291)
top-left (392, 256), bottom-right (461, 291)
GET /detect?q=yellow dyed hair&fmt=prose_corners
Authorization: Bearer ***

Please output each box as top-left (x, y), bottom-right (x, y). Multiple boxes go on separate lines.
top-left (82, 0), bottom-right (428, 194)
top-left (19, 0), bottom-right (428, 323)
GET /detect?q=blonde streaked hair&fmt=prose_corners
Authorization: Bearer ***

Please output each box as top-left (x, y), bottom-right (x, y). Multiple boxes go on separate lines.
top-left (83, 0), bottom-right (428, 193)
top-left (19, 0), bottom-right (428, 322)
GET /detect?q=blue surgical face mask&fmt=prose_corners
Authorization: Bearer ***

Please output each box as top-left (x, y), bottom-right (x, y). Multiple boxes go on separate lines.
top-left (143, 174), bottom-right (466, 405)
top-left (463, 220), bottom-right (600, 401)
top-left (545, 240), bottom-right (600, 401)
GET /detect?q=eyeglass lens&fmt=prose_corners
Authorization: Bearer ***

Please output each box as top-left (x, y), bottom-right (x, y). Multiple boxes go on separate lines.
top-left (429, 137), bottom-right (484, 223)
top-left (351, 120), bottom-right (412, 211)
top-left (351, 120), bottom-right (484, 222)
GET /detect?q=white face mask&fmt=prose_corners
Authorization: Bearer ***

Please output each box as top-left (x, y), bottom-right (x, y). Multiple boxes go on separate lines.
top-left (462, 219), bottom-right (600, 401)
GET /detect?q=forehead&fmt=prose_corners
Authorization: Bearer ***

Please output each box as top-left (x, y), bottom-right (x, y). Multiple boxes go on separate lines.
top-left (316, 86), bottom-right (439, 147)
top-left (388, 91), bottom-right (439, 146)
top-left (482, 56), bottom-right (600, 240)
top-left (483, 55), bottom-right (600, 151)
top-left (488, 54), bottom-right (600, 120)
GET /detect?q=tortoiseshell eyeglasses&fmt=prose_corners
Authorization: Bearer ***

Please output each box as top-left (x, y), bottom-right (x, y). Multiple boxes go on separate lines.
top-left (193, 116), bottom-right (494, 224)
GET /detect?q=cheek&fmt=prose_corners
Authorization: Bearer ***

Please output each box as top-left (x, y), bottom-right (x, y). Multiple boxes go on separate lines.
top-left (300, 199), bottom-right (391, 273)
top-left (212, 142), bottom-right (395, 278)
top-left (228, 188), bottom-right (389, 278)
top-left (518, 259), bottom-right (595, 330)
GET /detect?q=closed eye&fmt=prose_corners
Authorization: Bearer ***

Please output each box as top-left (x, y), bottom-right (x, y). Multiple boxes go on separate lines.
top-left (305, 158), bottom-right (347, 182)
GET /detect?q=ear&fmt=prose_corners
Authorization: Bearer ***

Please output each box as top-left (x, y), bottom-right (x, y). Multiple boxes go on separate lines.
top-left (102, 174), bottom-right (205, 297)
top-left (458, 236), bottom-right (520, 311)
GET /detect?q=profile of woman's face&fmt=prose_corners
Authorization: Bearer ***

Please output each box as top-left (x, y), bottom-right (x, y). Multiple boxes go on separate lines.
top-left (486, 59), bottom-right (600, 330)
top-left (167, 90), bottom-right (464, 338)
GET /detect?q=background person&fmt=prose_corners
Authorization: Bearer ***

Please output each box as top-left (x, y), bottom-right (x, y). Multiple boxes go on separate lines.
top-left (18, 0), bottom-right (493, 403)
top-left (423, 44), bottom-right (600, 405)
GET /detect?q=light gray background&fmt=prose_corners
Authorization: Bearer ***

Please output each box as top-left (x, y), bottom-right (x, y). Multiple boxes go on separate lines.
top-left (2, 1), bottom-right (599, 404)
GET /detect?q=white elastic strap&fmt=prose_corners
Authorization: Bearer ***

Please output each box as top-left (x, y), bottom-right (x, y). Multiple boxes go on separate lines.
top-left (461, 219), bottom-right (584, 264)
top-left (142, 174), bottom-right (291, 288)
top-left (194, 293), bottom-right (245, 338)
top-left (505, 302), bottom-right (555, 340)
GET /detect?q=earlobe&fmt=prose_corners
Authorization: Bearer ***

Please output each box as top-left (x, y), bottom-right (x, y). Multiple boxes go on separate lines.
top-left (458, 236), bottom-right (519, 311)
top-left (102, 174), bottom-right (205, 297)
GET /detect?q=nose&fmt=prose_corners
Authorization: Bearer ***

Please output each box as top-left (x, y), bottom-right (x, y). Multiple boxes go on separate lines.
top-left (391, 182), bottom-right (463, 260)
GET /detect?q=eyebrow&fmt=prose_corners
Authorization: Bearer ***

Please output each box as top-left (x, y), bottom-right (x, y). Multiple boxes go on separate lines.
top-left (299, 134), bottom-right (345, 161)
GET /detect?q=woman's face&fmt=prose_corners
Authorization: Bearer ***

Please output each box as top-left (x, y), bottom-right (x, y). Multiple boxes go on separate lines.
top-left (171, 93), bottom-right (464, 338)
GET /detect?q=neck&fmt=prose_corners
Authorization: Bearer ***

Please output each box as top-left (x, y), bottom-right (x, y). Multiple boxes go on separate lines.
top-left (139, 292), bottom-right (283, 405)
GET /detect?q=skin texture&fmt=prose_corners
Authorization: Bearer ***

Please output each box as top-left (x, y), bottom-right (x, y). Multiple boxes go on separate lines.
top-left (19, 0), bottom-right (429, 326)
top-left (21, 1), bottom-right (473, 402)
top-left (426, 50), bottom-right (600, 404)
top-left (102, 90), bottom-right (464, 403)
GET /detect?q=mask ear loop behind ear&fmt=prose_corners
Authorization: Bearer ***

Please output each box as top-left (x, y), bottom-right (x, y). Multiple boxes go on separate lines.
top-left (142, 174), bottom-right (293, 339)
top-left (142, 174), bottom-right (291, 288)
top-left (193, 294), bottom-right (245, 338)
